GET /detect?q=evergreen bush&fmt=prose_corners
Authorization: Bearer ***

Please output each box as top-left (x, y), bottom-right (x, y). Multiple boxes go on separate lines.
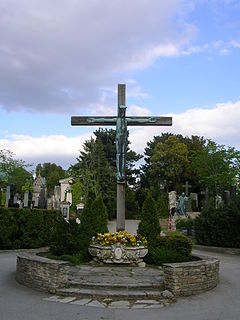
top-left (0, 207), bottom-right (61, 249)
top-left (81, 195), bottom-right (108, 239)
top-left (49, 219), bottom-right (90, 263)
top-left (137, 194), bottom-right (161, 245)
top-left (176, 218), bottom-right (194, 231)
top-left (195, 199), bottom-right (240, 248)
top-left (144, 233), bottom-right (193, 265)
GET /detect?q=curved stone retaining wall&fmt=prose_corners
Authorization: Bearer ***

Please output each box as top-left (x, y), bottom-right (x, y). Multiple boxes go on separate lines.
top-left (163, 255), bottom-right (219, 296)
top-left (16, 251), bottom-right (219, 297)
top-left (16, 251), bottom-right (70, 293)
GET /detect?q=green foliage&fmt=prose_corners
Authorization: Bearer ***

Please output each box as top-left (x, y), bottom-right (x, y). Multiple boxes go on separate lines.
top-left (140, 134), bottom-right (205, 196)
top-left (157, 192), bottom-right (169, 218)
top-left (176, 218), bottom-right (194, 231)
top-left (81, 196), bottom-right (108, 239)
top-left (91, 195), bottom-right (108, 235)
top-left (156, 233), bottom-right (193, 256)
top-left (50, 219), bottom-right (90, 262)
top-left (191, 140), bottom-right (240, 195)
top-left (0, 208), bottom-right (19, 249)
top-left (125, 187), bottom-right (139, 219)
top-left (195, 199), bottom-right (240, 248)
top-left (137, 194), bottom-right (161, 245)
top-left (146, 247), bottom-right (193, 265)
top-left (144, 233), bottom-right (193, 265)
top-left (0, 207), bottom-right (62, 249)
top-left (70, 179), bottom-right (83, 216)
top-left (0, 149), bottom-right (33, 194)
top-left (150, 135), bottom-right (189, 191)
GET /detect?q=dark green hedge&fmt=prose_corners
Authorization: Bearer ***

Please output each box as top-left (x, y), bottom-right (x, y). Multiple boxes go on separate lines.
top-left (195, 200), bottom-right (240, 248)
top-left (145, 233), bottom-right (193, 265)
top-left (0, 207), bottom-right (62, 249)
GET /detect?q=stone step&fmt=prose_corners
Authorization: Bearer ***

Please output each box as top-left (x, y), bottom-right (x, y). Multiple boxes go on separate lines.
top-left (56, 287), bottom-right (171, 301)
top-left (68, 280), bottom-right (164, 290)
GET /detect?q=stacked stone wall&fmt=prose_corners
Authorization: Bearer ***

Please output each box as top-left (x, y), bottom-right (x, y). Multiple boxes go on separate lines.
top-left (16, 251), bottom-right (69, 293)
top-left (163, 255), bottom-right (219, 296)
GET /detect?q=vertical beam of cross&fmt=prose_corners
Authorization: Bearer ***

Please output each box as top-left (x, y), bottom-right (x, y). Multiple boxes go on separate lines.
top-left (117, 84), bottom-right (126, 231)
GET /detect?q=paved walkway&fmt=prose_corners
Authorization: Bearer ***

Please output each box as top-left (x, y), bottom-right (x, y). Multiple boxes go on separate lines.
top-left (0, 249), bottom-right (240, 320)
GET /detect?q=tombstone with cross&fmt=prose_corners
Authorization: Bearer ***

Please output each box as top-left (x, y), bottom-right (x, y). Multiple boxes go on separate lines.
top-left (71, 84), bottom-right (172, 231)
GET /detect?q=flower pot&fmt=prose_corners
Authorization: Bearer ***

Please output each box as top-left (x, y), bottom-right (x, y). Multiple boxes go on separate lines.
top-left (88, 242), bottom-right (148, 265)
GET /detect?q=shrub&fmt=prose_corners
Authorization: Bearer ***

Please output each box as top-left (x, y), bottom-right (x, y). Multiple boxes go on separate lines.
top-left (137, 194), bottom-right (161, 245)
top-left (156, 233), bottom-right (193, 256)
top-left (0, 208), bottom-right (19, 249)
top-left (146, 247), bottom-right (193, 265)
top-left (195, 199), bottom-right (240, 248)
top-left (144, 233), bottom-right (193, 265)
top-left (0, 207), bottom-right (62, 249)
top-left (176, 218), bottom-right (194, 231)
top-left (50, 219), bottom-right (90, 262)
top-left (81, 195), bottom-right (108, 239)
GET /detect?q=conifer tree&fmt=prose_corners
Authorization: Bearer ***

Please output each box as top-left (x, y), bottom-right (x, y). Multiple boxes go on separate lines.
top-left (137, 194), bottom-right (161, 245)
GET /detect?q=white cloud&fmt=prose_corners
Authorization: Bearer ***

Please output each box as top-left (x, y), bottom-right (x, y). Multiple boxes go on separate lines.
top-left (1, 100), bottom-right (240, 168)
top-left (130, 100), bottom-right (240, 153)
top-left (0, 0), bottom-right (194, 113)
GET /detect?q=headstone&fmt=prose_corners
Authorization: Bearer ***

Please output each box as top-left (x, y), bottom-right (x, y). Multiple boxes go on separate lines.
top-left (203, 187), bottom-right (209, 209)
top-left (38, 188), bottom-right (46, 209)
top-left (5, 185), bottom-right (14, 207)
top-left (60, 201), bottom-right (71, 220)
top-left (215, 195), bottom-right (223, 209)
top-left (168, 191), bottom-right (177, 214)
top-left (182, 181), bottom-right (192, 196)
top-left (23, 190), bottom-right (29, 207)
top-left (13, 193), bottom-right (20, 208)
top-left (5, 185), bottom-right (11, 207)
top-left (168, 191), bottom-right (178, 213)
top-left (190, 193), bottom-right (198, 211)
top-left (32, 174), bottom-right (46, 208)
top-left (59, 178), bottom-right (73, 204)
top-left (53, 185), bottom-right (61, 210)
top-left (224, 190), bottom-right (230, 206)
top-left (76, 203), bottom-right (84, 220)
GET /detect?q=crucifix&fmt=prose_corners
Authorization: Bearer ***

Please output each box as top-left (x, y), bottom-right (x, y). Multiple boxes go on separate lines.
top-left (182, 181), bottom-right (192, 196)
top-left (71, 84), bottom-right (172, 231)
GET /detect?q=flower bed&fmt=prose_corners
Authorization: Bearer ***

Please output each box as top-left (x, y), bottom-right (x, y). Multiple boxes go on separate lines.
top-left (89, 231), bottom-right (148, 265)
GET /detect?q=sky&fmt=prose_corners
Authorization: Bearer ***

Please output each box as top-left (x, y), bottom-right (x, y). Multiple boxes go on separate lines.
top-left (0, 0), bottom-right (240, 170)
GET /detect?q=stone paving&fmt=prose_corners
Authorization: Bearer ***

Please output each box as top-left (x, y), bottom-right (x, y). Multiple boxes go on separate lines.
top-left (43, 295), bottom-right (170, 309)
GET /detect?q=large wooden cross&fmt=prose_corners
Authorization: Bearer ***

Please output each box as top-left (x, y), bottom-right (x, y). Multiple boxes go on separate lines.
top-left (71, 84), bottom-right (172, 231)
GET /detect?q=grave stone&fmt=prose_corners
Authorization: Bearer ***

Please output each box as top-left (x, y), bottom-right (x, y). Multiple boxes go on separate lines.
top-left (23, 190), bottom-right (29, 207)
top-left (5, 185), bottom-right (11, 207)
top-left (60, 201), bottom-right (71, 220)
top-left (76, 203), bottom-right (84, 220)
top-left (38, 188), bottom-right (47, 209)
top-left (215, 195), bottom-right (223, 209)
top-left (5, 185), bottom-right (14, 207)
top-left (13, 193), bottom-right (20, 208)
top-left (224, 190), bottom-right (230, 206)
top-left (168, 191), bottom-right (177, 214)
top-left (32, 174), bottom-right (46, 208)
top-left (190, 193), bottom-right (198, 211)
